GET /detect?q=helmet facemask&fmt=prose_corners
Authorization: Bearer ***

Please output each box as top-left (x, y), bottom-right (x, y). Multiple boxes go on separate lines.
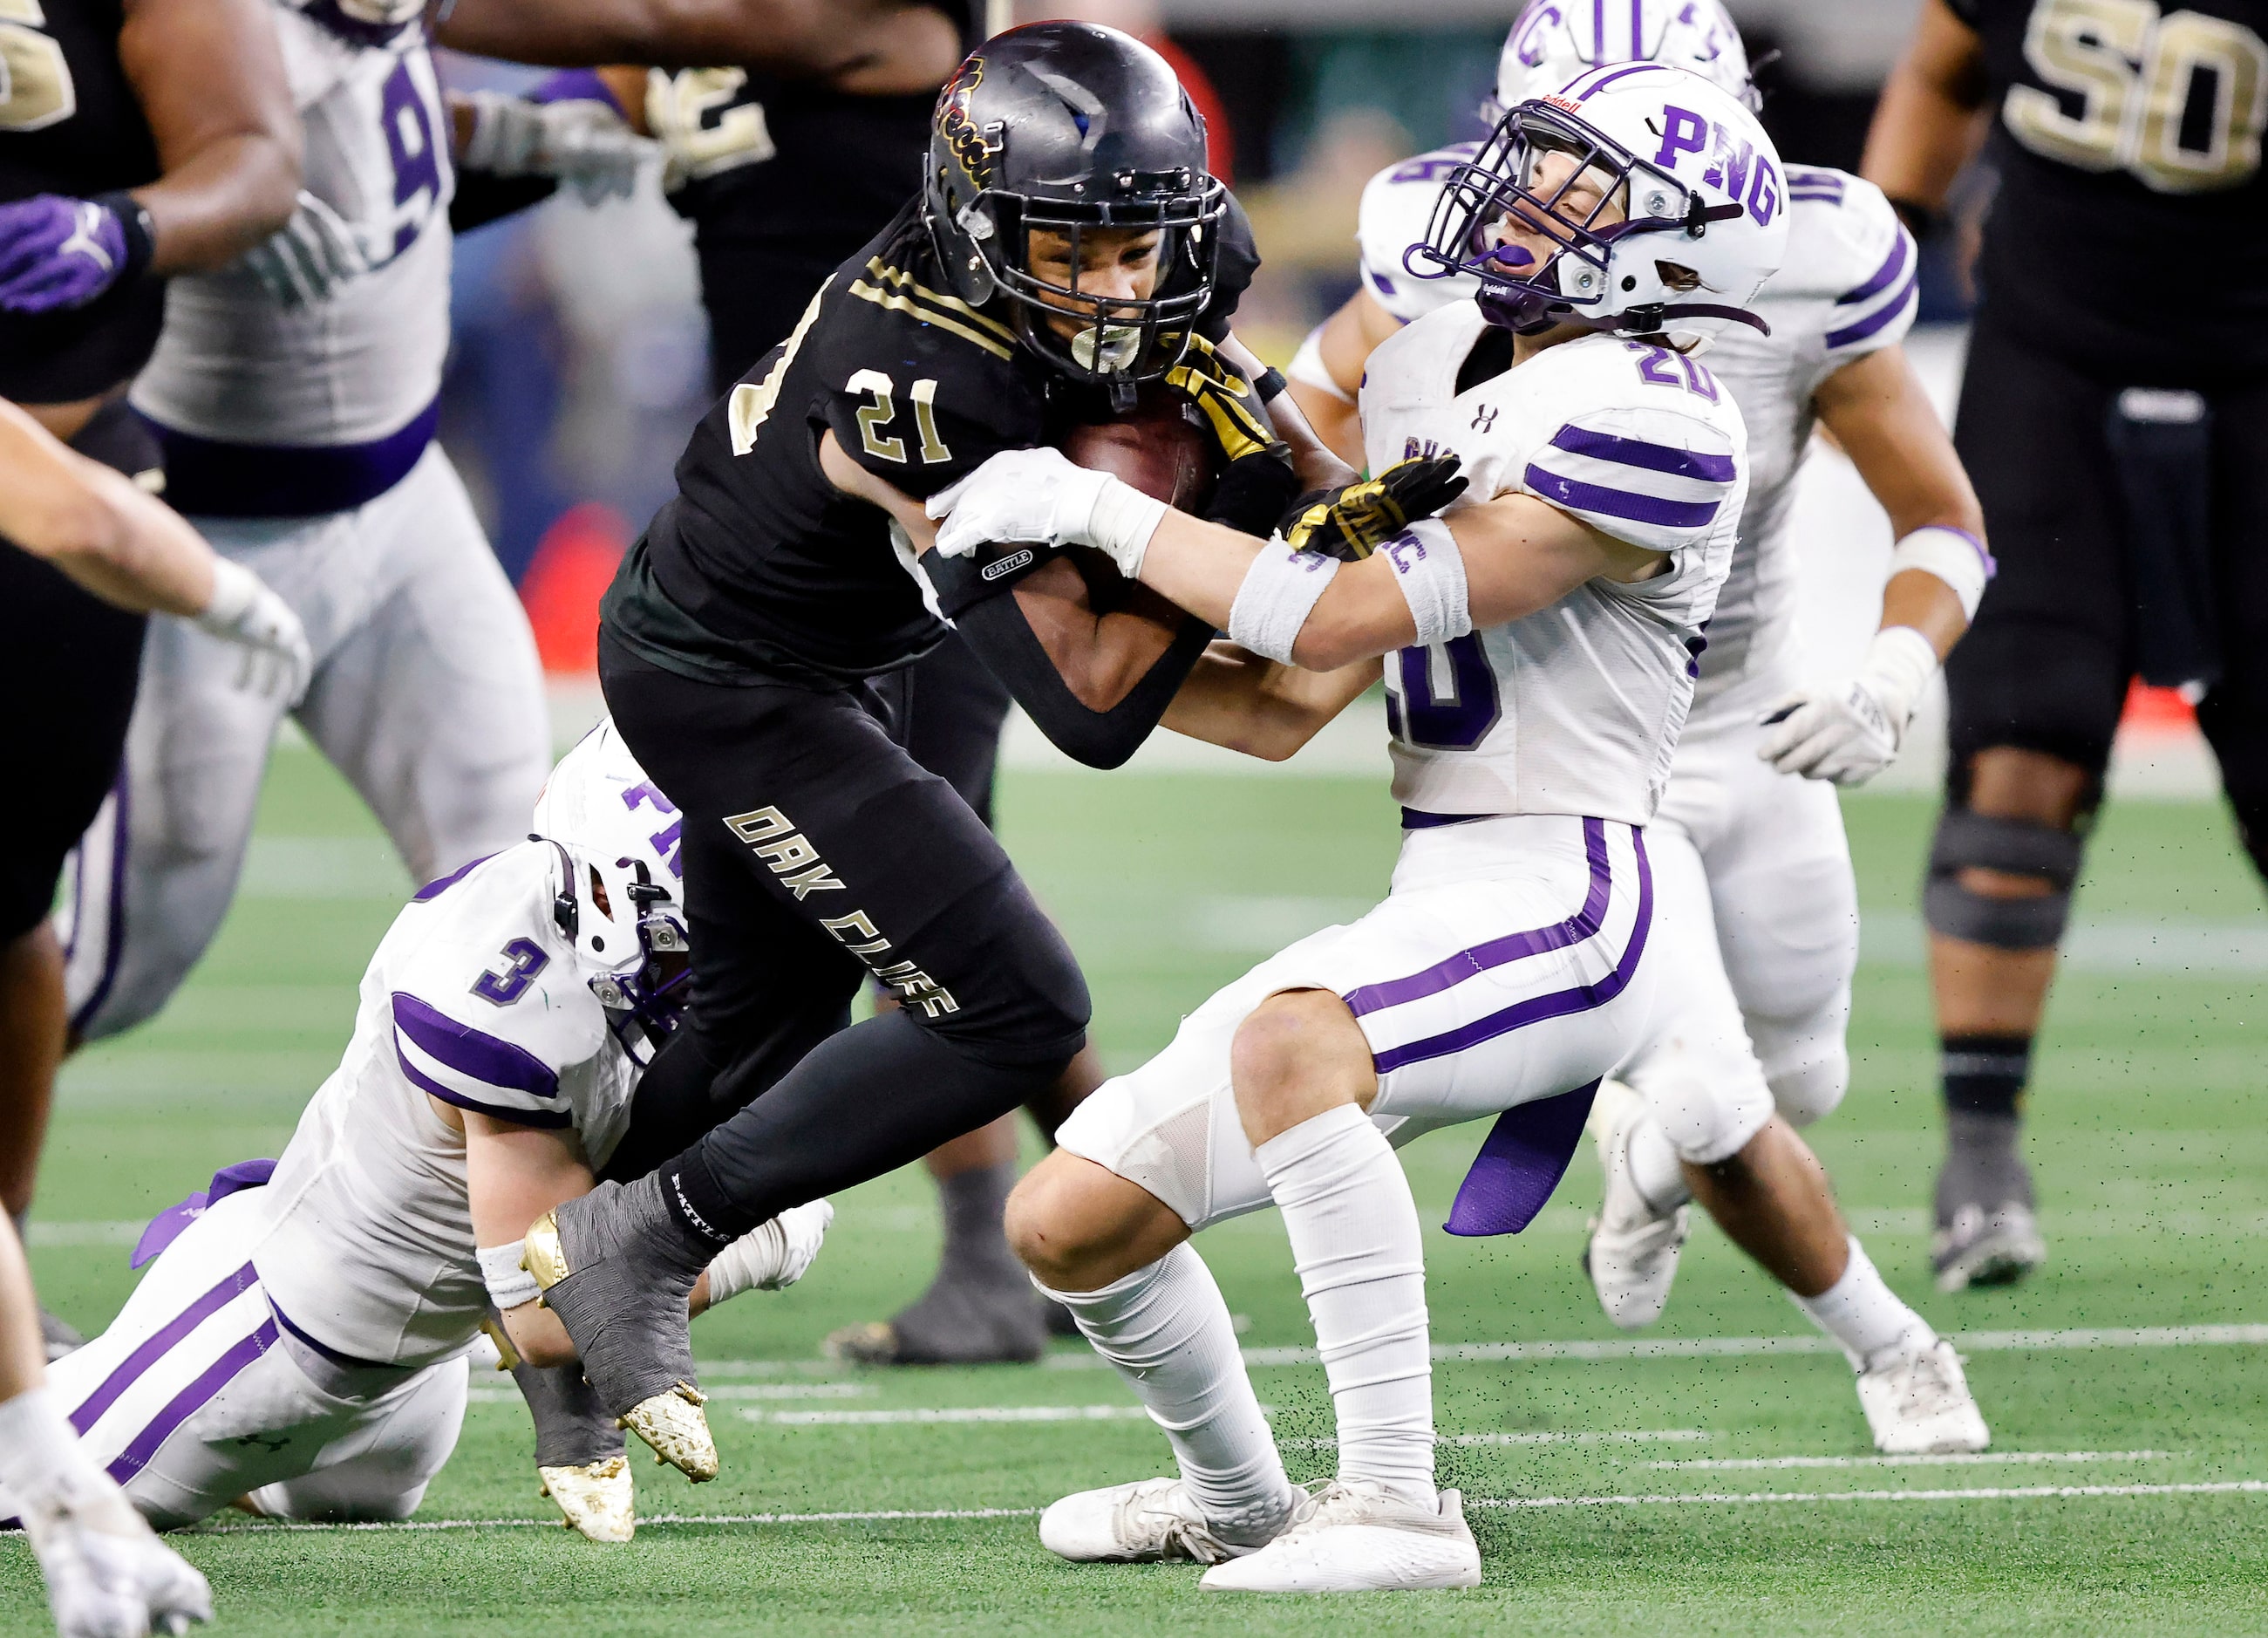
top-left (551, 849), bottom-right (691, 1067)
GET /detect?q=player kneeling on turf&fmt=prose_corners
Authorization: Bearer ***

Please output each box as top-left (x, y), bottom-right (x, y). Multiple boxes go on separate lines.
top-left (0, 723), bottom-right (828, 1544)
top-left (932, 65), bottom-right (1784, 1591)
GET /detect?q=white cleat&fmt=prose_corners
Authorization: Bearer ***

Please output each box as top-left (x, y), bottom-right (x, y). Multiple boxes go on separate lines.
top-left (1858, 1339), bottom-right (1992, 1455)
top-left (540, 1454), bottom-right (636, 1543)
top-left (1583, 1080), bottom-right (1689, 1330)
top-left (1039, 1478), bottom-right (1264, 1565)
top-left (1197, 1482), bottom-right (1481, 1593)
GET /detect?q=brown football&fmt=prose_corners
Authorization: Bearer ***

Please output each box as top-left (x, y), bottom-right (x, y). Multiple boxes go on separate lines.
top-left (1060, 386), bottom-right (1220, 514)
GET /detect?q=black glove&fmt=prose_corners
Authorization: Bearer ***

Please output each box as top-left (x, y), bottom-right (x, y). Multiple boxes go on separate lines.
top-left (1277, 455), bottom-right (1469, 561)
top-left (1164, 334), bottom-right (1299, 536)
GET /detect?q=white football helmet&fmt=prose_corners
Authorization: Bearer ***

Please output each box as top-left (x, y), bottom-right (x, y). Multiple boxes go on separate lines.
top-left (1413, 64), bottom-right (1789, 347)
top-left (1497, 0), bottom-right (1755, 110)
top-left (530, 719), bottom-right (690, 1060)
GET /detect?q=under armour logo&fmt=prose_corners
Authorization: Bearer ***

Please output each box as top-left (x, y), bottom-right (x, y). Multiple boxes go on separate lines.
top-left (1470, 405), bottom-right (1500, 433)
top-left (60, 202), bottom-right (116, 273)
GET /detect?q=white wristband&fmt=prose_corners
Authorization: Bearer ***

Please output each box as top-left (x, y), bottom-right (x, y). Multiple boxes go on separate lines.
top-left (1083, 474), bottom-right (1168, 579)
top-left (1887, 525), bottom-right (1992, 620)
top-left (1863, 624), bottom-right (1941, 703)
top-left (1286, 324), bottom-right (1352, 405)
top-left (1378, 518), bottom-right (1471, 647)
top-left (478, 1242), bottom-right (541, 1312)
top-left (197, 556), bottom-right (259, 630)
top-left (1227, 540), bottom-right (1342, 664)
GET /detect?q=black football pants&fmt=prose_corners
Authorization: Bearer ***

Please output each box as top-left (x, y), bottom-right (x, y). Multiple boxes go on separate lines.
top-left (597, 632), bottom-right (1084, 1234)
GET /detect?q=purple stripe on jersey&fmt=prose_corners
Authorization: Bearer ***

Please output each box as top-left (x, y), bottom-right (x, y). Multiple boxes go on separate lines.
top-left (1836, 229), bottom-right (1911, 306)
top-left (1629, 0), bottom-right (1642, 57)
top-left (393, 1044), bottom-right (575, 1129)
top-left (1369, 828), bottom-right (1654, 1077)
top-left (65, 768), bottom-right (131, 1037)
top-left (1550, 425), bottom-right (1738, 482)
top-left (1824, 267), bottom-right (1920, 350)
top-left (107, 1318), bottom-right (279, 1484)
top-left (71, 1262), bottom-right (260, 1435)
top-left (412, 853), bottom-right (497, 904)
top-left (1525, 466), bottom-right (1721, 529)
top-left (1787, 168), bottom-right (1846, 201)
top-left (391, 992), bottom-right (561, 1101)
top-left (1346, 819), bottom-right (1611, 1017)
top-left (1400, 809), bottom-right (1486, 830)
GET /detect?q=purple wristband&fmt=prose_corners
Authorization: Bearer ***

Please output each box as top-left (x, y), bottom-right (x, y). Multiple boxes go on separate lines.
top-left (531, 68), bottom-right (624, 117)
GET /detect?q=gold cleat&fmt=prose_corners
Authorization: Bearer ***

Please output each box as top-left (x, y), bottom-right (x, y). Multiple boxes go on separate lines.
top-left (622, 1382), bottom-right (717, 1482)
top-left (522, 1208), bottom-right (569, 1298)
top-left (539, 1455), bottom-right (636, 1543)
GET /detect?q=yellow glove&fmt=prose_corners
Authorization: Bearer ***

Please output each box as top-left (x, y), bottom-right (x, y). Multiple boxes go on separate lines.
top-left (1164, 333), bottom-right (1291, 467)
top-left (1277, 455), bottom-right (1468, 560)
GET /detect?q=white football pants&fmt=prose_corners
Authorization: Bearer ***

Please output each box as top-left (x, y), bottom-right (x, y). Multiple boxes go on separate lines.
top-left (1058, 813), bottom-right (1658, 1229)
top-left (58, 446), bottom-right (551, 1040)
top-left (8, 1189), bottom-right (467, 1531)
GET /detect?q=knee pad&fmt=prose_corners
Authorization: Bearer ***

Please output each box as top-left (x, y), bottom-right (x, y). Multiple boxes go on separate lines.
top-left (1762, 1041), bottom-right (1849, 1128)
top-left (1628, 1043), bottom-right (1773, 1168)
top-left (1923, 808), bottom-right (2084, 951)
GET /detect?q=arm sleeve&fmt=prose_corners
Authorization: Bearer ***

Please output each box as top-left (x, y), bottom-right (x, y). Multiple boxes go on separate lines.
top-left (1808, 177), bottom-right (1922, 390)
top-left (1520, 405), bottom-right (1741, 556)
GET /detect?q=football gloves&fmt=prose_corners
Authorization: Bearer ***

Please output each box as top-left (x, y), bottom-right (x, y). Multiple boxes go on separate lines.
top-left (1277, 455), bottom-right (1468, 561)
top-left (1757, 625), bottom-right (1940, 786)
top-left (1163, 334), bottom-right (1300, 538)
top-left (238, 192), bottom-right (375, 309)
top-left (460, 91), bottom-right (656, 205)
top-left (195, 558), bottom-right (313, 705)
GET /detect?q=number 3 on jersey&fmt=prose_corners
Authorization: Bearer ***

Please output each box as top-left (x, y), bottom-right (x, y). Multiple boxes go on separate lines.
top-left (0, 0), bottom-right (73, 132)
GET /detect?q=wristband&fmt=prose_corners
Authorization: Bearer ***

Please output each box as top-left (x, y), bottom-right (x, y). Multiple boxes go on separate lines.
top-left (1227, 540), bottom-right (1341, 664)
top-left (1863, 624), bottom-right (1941, 704)
top-left (478, 1242), bottom-right (541, 1312)
top-left (531, 68), bottom-right (623, 114)
top-left (1253, 365), bottom-right (1288, 402)
top-left (1285, 324), bottom-right (1352, 404)
top-left (1887, 524), bottom-right (1992, 620)
top-left (1379, 518), bottom-right (1472, 647)
top-left (1084, 473), bottom-right (1168, 578)
top-left (89, 190), bottom-right (155, 286)
top-left (197, 557), bottom-right (260, 630)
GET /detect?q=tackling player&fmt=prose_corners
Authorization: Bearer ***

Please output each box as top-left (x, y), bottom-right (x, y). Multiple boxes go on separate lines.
top-left (0, 723), bottom-right (828, 1542)
top-left (942, 64), bottom-right (1780, 1590)
top-left (1287, 0), bottom-right (1992, 1449)
top-left (2, 0), bottom-right (301, 1361)
top-left (1865, 0), bottom-right (2268, 1290)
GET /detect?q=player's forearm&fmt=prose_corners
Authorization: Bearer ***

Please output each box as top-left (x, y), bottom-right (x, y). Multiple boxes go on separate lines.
top-left (1161, 645), bottom-right (1379, 761)
top-left (433, 0), bottom-right (946, 84)
top-left (1860, 0), bottom-right (1992, 217)
top-left (1880, 568), bottom-right (1969, 659)
top-left (1220, 331), bottom-right (1357, 494)
top-left (131, 134), bottom-right (299, 275)
top-left (0, 406), bottom-right (217, 617)
top-left (0, 1217), bottom-right (45, 1403)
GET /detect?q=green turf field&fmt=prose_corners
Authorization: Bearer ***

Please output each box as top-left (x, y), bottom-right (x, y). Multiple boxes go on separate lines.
top-left (7, 744), bottom-right (2267, 1635)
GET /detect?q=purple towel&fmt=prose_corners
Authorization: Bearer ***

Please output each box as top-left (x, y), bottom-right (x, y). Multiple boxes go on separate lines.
top-left (130, 1157), bottom-right (278, 1269)
top-left (1443, 1081), bottom-right (1599, 1237)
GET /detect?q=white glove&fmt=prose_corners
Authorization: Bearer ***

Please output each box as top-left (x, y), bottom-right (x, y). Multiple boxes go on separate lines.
top-left (1757, 624), bottom-right (1939, 786)
top-left (926, 446), bottom-right (1167, 577)
top-left (194, 558), bottom-right (312, 705)
top-left (237, 191), bottom-right (375, 308)
top-left (702, 1198), bottom-right (834, 1307)
top-left (461, 91), bottom-right (657, 205)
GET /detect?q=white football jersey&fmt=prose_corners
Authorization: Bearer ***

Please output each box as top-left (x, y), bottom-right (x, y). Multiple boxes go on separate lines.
top-left (131, 4), bottom-right (454, 448)
top-left (251, 843), bottom-right (637, 1367)
top-left (1361, 311), bottom-right (1744, 823)
top-left (1353, 152), bottom-right (1917, 710)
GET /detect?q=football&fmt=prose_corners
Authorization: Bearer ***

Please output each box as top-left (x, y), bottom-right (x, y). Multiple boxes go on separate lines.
top-left (1060, 386), bottom-right (1220, 515)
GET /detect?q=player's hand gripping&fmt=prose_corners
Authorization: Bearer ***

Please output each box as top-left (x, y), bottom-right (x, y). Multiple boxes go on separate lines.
top-left (460, 92), bottom-right (657, 205)
top-left (1161, 334), bottom-right (1298, 536)
top-left (927, 447), bottom-right (1167, 578)
top-left (1756, 626), bottom-right (1939, 786)
top-left (24, 1464), bottom-right (213, 1638)
top-left (1277, 456), bottom-right (1468, 561)
top-left (195, 558), bottom-right (313, 704)
top-left (236, 192), bottom-right (375, 309)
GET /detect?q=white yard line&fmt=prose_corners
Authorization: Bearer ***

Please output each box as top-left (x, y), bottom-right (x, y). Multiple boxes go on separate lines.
top-left (468, 1382), bottom-right (874, 1406)
top-left (1652, 1450), bottom-right (2179, 1471)
top-left (1284, 1430), bottom-right (1711, 1450)
top-left (739, 1404), bottom-right (1155, 1427)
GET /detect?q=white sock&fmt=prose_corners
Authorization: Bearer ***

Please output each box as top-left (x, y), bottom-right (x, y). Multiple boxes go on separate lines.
top-left (1626, 1112), bottom-right (1692, 1212)
top-left (1257, 1103), bottom-right (1434, 1505)
top-left (1039, 1245), bottom-right (1296, 1546)
top-left (1795, 1237), bottom-right (1936, 1370)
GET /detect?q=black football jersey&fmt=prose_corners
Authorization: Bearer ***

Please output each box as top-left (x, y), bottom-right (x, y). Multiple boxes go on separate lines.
top-left (605, 193), bottom-right (1259, 686)
top-left (1951, 0), bottom-right (2268, 382)
top-left (0, 0), bottom-right (165, 401)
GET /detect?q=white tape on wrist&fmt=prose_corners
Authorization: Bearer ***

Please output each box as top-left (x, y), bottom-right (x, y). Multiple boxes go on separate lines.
top-left (1378, 518), bottom-right (1471, 647)
top-left (1888, 525), bottom-right (1992, 620)
top-left (1286, 325), bottom-right (1353, 404)
top-left (478, 1243), bottom-right (541, 1313)
top-left (1227, 541), bottom-right (1341, 664)
top-left (1864, 624), bottom-right (1941, 706)
top-left (1084, 474), bottom-right (1169, 578)
top-left (198, 557), bottom-right (259, 629)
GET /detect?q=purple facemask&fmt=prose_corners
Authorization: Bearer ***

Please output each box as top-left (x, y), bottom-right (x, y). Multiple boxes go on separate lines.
top-left (0, 195), bottom-right (129, 314)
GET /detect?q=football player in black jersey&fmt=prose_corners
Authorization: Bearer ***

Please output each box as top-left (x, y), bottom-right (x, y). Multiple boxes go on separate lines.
top-left (1866, 0), bottom-right (2268, 1290)
top-left (512, 23), bottom-right (1377, 1471)
top-left (0, 0), bottom-right (299, 1358)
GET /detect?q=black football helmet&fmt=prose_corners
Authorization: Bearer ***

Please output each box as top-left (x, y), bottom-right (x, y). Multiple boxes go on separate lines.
top-left (923, 22), bottom-right (1227, 406)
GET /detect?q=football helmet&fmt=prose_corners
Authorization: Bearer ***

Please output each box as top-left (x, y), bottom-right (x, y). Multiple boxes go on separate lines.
top-left (529, 720), bottom-right (689, 1063)
top-left (1414, 65), bottom-right (1788, 345)
top-left (923, 22), bottom-right (1227, 406)
top-left (1495, 0), bottom-right (1755, 112)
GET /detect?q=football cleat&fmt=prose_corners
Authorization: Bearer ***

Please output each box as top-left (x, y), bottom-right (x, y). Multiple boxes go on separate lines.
top-left (1582, 1080), bottom-right (1689, 1330)
top-left (39, 1307), bottom-right (84, 1363)
top-left (1197, 1482), bottom-right (1481, 1593)
top-left (1857, 1339), bottom-right (1991, 1455)
top-left (1039, 1478), bottom-right (1271, 1565)
top-left (1931, 1202), bottom-right (2047, 1293)
top-left (521, 1177), bottom-right (717, 1482)
top-left (540, 1455), bottom-right (635, 1543)
top-left (23, 1471), bottom-right (213, 1637)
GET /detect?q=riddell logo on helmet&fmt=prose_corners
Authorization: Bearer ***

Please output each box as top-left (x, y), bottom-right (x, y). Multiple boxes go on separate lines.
top-left (1540, 93), bottom-right (1584, 112)
top-left (938, 57), bottom-right (996, 189)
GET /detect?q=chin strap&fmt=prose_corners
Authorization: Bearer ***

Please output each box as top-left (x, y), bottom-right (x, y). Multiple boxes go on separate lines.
top-left (1658, 302), bottom-right (1772, 336)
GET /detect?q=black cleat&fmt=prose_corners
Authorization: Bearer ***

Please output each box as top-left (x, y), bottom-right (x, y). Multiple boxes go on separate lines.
top-left (1932, 1109), bottom-right (2046, 1292)
top-left (38, 1307), bottom-right (83, 1362)
top-left (825, 1266), bottom-right (1051, 1365)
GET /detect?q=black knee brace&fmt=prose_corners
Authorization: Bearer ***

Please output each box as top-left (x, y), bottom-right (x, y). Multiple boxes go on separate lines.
top-left (1923, 808), bottom-right (2085, 951)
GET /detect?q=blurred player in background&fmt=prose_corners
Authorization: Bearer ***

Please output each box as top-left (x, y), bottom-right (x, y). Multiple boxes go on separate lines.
top-left (7, 724), bottom-right (828, 1542)
top-left (1866, 0), bottom-right (2268, 1290)
top-left (1288, 0), bottom-right (1993, 1446)
top-left (1, 0), bottom-right (301, 1361)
